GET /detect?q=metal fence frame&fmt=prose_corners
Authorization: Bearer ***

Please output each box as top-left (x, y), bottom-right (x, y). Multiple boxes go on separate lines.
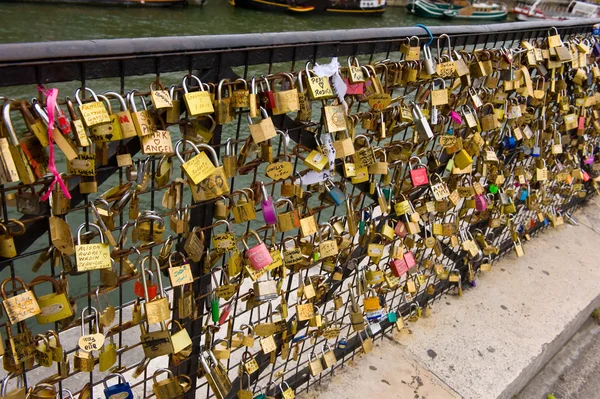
top-left (0, 18), bottom-right (596, 399)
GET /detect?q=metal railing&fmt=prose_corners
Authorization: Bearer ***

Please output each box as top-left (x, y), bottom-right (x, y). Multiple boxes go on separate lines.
top-left (0, 18), bottom-right (596, 399)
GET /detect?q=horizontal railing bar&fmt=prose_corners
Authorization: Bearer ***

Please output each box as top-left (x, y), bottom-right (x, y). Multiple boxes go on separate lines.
top-left (0, 19), bottom-right (596, 64)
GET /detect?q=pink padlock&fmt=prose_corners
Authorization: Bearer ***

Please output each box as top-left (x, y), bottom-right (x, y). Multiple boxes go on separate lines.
top-left (243, 230), bottom-right (273, 271)
top-left (404, 250), bottom-right (416, 269)
top-left (395, 219), bottom-right (408, 238)
top-left (409, 156), bottom-right (429, 187)
top-left (260, 181), bottom-right (277, 226)
top-left (474, 193), bottom-right (487, 212)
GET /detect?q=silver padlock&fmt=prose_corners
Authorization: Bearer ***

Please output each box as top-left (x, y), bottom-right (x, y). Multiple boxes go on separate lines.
top-left (411, 101), bottom-right (434, 139)
top-left (253, 271), bottom-right (278, 302)
top-left (423, 44), bottom-right (436, 76)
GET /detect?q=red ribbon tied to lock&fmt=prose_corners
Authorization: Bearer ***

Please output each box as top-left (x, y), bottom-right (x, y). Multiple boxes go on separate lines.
top-left (37, 86), bottom-right (72, 202)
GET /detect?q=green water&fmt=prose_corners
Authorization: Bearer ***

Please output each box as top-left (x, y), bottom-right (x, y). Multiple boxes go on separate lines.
top-left (0, 1), bottom-right (494, 43)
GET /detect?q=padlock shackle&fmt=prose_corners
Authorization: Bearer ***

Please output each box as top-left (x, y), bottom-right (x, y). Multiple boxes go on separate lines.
top-left (74, 87), bottom-right (100, 106)
top-left (102, 373), bottom-right (128, 389)
top-left (97, 94), bottom-right (113, 115)
top-left (436, 34), bottom-right (453, 61)
top-left (102, 91), bottom-right (128, 111)
top-left (141, 255), bottom-right (165, 300)
top-left (76, 223), bottom-right (105, 245)
top-left (80, 306), bottom-right (100, 336)
top-left (174, 139), bottom-right (201, 164)
top-left (181, 74), bottom-right (204, 94)
top-left (127, 89), bottom-right (149, 113)
top-left (2, 102), bottom-right (20, 146)
top-left (197, 143), bottom-right (221, 167)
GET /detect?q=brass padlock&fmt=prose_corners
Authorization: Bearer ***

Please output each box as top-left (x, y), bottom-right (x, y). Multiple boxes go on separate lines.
top-left (0, 220), bottom-right (25, 259)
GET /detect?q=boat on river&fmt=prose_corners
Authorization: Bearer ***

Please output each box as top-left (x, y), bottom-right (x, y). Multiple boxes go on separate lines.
top-left (511, 0), bottom-right (600, 21)
top-left (407, 0), bottom-right (507, 20)
top-left (0, 0), bottom-right (188, 7)
top-left (229, 0), bottom-right (386, 14)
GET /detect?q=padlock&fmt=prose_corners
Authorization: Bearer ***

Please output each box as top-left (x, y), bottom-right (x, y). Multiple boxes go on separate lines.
top-left (0, 220), bottom-right (25, 259)
top-left (231, 189), bottom-right (257, 224)
top-left (29, 275), bottom-right (73, 325)
top-left (411, 101), bottom-right (434, 139)
top-left (199, 348), bottom-right (233, 399)
top-left (272, 199), bottom-right (299, 234)
top-left (140, 255), bottom-right (171, 325)
top-left (0, 373), bottom-right (25, 399)
top-left (304, 62), bottom-right (334, 100)
top-left (152, 369), bottom-right (186, 399)
top-left (28, 384), bottom-right (56, 399)
top-left (103, 373), bottom-right (134, 399)
top-left (242, 230), bottom-right (273, 271)
top-left (223, 138), bottom-right (238, 179)
top-left (272, 72), bottom-right (300, 115)
top-left (279, 383), bottom-right (295, 399)
top-left (182, 74), bottom-right (214, 116)
top-left (1, 277), bottom-right (41, 324)
top-left (15, 186), bottom-right (47, 215)
top-left (316, 223), bottom-right (338, 259)
top-left (184, 226), bottom-right (205, 262)
top-left (75, 87), bottom-right (110, 128)
top-left (214, 78), bottom-right (235, 125)
top-left (31, 100), bottom-right (79, 160)
top-left (167, 320), bottom-right (192, 355)
top-left (212, 339), bottom-right (231, 360)
top-left (134, 265), bottom-right (157, 300)
top-left (133, 211), bottom-right (165, 243)
top-left (260, 181), bottom-right (278, 226)
top-left (248, 107), bottom-right (277, 144)
top-left (2, 101), bottom-right (46, 184)
top-left (74, 223), bottom-right (112, 272)
top-left (408, 156), bottom-right (429, 187)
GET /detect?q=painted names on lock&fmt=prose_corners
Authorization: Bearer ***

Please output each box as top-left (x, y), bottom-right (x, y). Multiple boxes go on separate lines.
top-left (185, 91), bottom-right (214, 116)
top-left (141, 130), bottom-right (173, 155)
top-left (368, 93), bottom-right (391, 111)
top-left (309, 77), bottom-right (333, 98)
top-left (75, 243), bottom-right (112, 271)
top-left (68, 154), bottom-right (96, 177)
top-left (151, 90), bottom-right (173, 109)
top-left (4, 291), bottom-right (40, 324)
top-left (183, 152), bottom-right (215, 185)
top-left (168, 265), bottom-right (193, 287)
top-left (79, 102), bottom-right (110, 127)
top-left (78, 333), bottom-right (105, 352)
top-left (265, 161), bottom-right (293, 180)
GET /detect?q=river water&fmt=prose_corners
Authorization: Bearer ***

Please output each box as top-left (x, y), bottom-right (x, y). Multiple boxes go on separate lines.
top-left (0, 1), bottom-right (494, 43)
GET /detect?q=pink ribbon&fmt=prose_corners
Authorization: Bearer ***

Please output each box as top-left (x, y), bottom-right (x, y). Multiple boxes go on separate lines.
top-left (38, 86), bottom-right (71, 201)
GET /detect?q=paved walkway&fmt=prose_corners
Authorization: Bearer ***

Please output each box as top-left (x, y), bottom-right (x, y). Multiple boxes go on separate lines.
top-left (300, 197), bottom-right (600, 399)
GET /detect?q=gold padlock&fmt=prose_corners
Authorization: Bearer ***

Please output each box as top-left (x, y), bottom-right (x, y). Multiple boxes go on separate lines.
top-left (0, 220), bottom-right (25, 259)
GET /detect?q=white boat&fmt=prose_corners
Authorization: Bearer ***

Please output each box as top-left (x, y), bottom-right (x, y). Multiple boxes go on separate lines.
top-left (511, 0), bottom-right (600, 21)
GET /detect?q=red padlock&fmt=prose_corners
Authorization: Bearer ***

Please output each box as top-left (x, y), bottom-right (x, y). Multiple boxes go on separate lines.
top-left (243, 230), bottom-right (273, 271)
top-left (343, 78), bottom-right (364, 95)
top-left (409, 156), bottom-right (429, 187)
top-left (390, 257), bottom-right (408, 278)
top-left (55, 103), bottom-right (71, 134)
top-left (258, 76), bottom-right (275, 111)
top-left (582, 170), bottom-right (590, 182)
top-left (134, 269), bottom-right (157, 300)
